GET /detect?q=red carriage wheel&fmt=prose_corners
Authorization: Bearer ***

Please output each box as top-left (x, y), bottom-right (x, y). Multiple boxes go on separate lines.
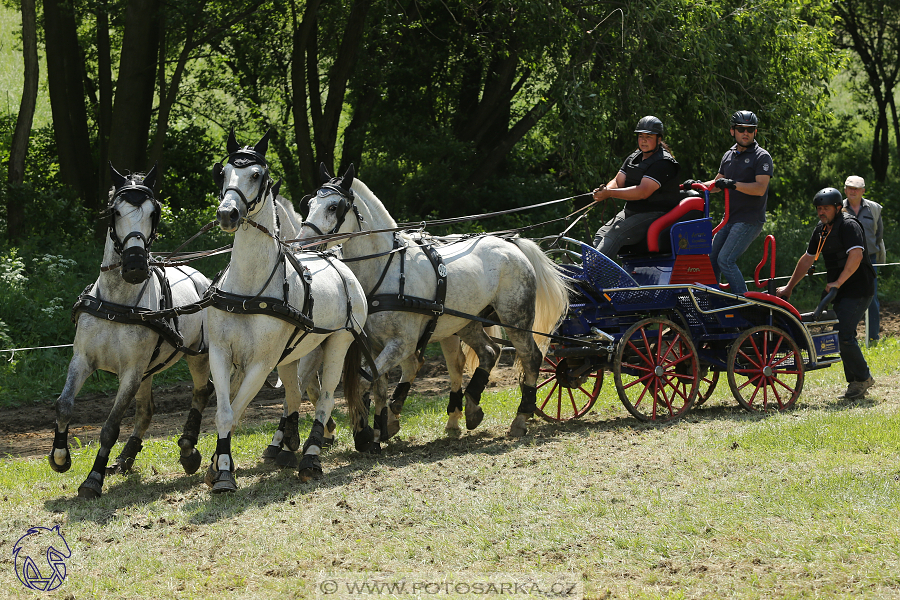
top-left (613, 317), bottom-right (698, 423)
top-left (535, 349), bottom-right (602, 422)
top-left (695, 368), bottom-right (720, 407)
top-left (727, 325), bottom-right (804, 411)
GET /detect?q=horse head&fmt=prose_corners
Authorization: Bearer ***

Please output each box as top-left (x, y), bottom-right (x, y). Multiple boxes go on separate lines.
top-left (214, 128), bottom-right (276, 232)
top-left (108, 162), bottom-right (161, 284)
top-left (299, 163), bottom-right (358, 238)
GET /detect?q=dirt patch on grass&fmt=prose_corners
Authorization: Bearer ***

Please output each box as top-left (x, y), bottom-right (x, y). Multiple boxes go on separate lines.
top-left (0, 350), bottom-right (520, 460)
top-left (2, 299), bottom-right (897, 461)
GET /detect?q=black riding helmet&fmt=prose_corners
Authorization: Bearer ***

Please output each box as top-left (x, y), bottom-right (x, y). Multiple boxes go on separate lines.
top-left (813, 187), bottom-right (843, 207)
top-left (634, 115), bottom-right (664, 136)
top-left (731, 110), bottom-right (758, 127)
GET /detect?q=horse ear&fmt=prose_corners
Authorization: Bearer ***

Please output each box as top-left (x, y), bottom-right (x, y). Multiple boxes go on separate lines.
top-left (341, 164), bottom-right (355, 192)
top-left (143, 162), bottom-right (159, 191)
top-left (253, 129), bottom-right (272, 156)
top-left (227, 126), bottom-right (240, 154)
top-left (319, 162), bottom-right (333, 184)
top-left (271, 177), bottom-right (282, 199)
top-left (109, 162), bottom-right (127, 189)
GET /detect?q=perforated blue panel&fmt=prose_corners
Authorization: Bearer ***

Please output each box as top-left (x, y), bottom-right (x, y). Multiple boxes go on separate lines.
top-left (580, 244), bottom-right (638, 289)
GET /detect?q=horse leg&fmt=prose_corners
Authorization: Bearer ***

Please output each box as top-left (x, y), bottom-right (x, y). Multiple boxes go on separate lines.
top-left (49, 353), bottom-right (93, 473)
top-left (368, 339), bottom-right (417, 446)
top-left (272, 353), bottom-right (318, 469)
top-left (178, 354), bottom-right (214, 475)
top-left (441, 336), bottom-right (467, 433)
top-left (457, 322), bottom-right (502, 430)
top-left (108, 378), bottom-right (156, 475)
top-left (77, 372), bottom-right (143, 499)
top-left (299, 368), bottom-right (337, 447)
top-left (298, 332), bottom-right (358, 481)
top-left (501, 324), bottom-right (544, 438)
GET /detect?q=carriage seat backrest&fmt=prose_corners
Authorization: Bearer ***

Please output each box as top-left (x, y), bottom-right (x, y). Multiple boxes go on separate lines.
top-left (580, 243), bottom-right (639, 290)
top-left (646, 194), bottom-right (706, 252)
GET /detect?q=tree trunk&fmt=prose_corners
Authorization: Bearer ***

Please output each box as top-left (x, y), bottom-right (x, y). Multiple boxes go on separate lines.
top-left (43, 0), bottom-right (98, 214)
top-left (107, 0), bottom-right (162, 175)
top-left (316, 0), bottom-right (372, 173)
top-left (96, 0), bottom-right (113, 200)
top-left (6, 0), bottom-right (39, 243)
top-left (872, 101), bottom-right (890, 183)
top-left (291, 0), bottom-right (323, 190)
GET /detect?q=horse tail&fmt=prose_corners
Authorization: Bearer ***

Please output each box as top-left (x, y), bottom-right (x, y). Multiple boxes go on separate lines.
top-left (342, 339), bottom-right (364, 432)
top-left (510, 238), bottom-right (571, 355)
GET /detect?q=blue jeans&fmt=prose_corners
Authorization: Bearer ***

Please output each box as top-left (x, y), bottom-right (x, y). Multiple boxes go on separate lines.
top-left (710, 221), bottom-right (764, 295)
top-left (834, 293), bottom-right (874, 383)
top-left (865, 253), bottom-right (880, 341)
top-left (593, 209), bottom-right (665, 257)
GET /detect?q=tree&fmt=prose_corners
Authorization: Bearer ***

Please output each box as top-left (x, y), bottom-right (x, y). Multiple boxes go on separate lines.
top-left (43, 0), bottom-right (97, 213)
top-left (834, 0), bottom-right (900, 183)
top-left (6, 0), bottom-right (39, 243)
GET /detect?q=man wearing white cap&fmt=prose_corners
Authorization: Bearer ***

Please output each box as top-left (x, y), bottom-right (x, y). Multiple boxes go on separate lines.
top-left (843, 175), bottom-right (885, 343)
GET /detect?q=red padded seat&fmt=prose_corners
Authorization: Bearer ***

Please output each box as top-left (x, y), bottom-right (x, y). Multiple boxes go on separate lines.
top-left (646, 196), bottom-right (706, 252)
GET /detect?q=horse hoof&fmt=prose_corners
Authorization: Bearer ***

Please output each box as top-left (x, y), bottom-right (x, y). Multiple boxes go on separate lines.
top-left (508, 414), bottom-right (530, 438)
top-left (211, 470), bottom-right (237, 494)
top-left (275, 450), bottom-right (298, 469)
top-left (385, 416), bottom-right (401, 440)
top-left (298, 454), bottom-right (323, 482)
top-left (354, 426), bottom-right (375, 453)
top-left (180, 448), bottom-right (202, 475)
top-left (465, 404), bottom-right (485, 430)
top-left (77, 478), bottom-right (102, 500)
top-left (444, 424), bottom-right (461, 437)
top-left (204, 464), bottom-right (216, 488)
top-left (261, 444), bottom-right (281, 463)
top-left (47, 451), bottom-right (71, 474)
top-left (321, 436), bottom-right (334, 448)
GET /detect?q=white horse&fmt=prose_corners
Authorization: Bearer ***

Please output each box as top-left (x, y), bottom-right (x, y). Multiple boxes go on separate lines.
top-left (299, 165), bottom-right (570, 439)
top-left (49, 163), bottom-right (213, 499)
top-left (205, 131), bottom-right (370, 492)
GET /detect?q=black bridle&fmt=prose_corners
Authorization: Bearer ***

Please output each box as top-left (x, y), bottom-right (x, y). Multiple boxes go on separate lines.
top-left (299, 182), bottom-right (362, 237)
top-left (107, 183), bottom-right (161, 256)
top-left (213, 147), bottom-right (273, 215)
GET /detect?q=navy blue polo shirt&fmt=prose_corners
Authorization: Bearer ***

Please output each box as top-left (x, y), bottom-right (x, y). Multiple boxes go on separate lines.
top-left (717, 141), bottom-right (773, 224)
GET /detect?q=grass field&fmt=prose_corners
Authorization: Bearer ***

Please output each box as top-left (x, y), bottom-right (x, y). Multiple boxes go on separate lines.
top-left (0, 339), bottom-right (899, 599)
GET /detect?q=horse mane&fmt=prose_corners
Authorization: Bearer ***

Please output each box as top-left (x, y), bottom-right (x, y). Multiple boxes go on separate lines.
top-left (275, 195), bottom-right (303, 238)
top-left (350, 179), bottom-right (397, 228)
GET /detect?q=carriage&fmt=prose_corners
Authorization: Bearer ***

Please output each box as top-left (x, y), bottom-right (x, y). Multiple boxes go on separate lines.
top-left (535, 186), bottom-right (842, 424)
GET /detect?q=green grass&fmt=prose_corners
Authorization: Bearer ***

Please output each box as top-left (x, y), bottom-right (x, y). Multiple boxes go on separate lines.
top-left (0, 3), bottom-right (51, 126)
top-left (1, 342), bottom-right (899, 599)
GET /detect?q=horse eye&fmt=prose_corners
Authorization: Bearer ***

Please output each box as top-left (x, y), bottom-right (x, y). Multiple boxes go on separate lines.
top-left (252, 172), bottom-right (260, 179)
top-left (327, 204), bottom-right (337, 212)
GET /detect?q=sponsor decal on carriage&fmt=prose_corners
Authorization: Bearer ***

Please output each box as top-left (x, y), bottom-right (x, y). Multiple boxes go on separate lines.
top-left (12, 525), bottom-right (70, 592)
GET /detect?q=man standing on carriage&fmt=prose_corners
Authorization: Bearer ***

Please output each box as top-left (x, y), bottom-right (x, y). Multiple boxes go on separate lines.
top-left (694, 110), bottom-right (773, 295)
top-left (775, 188), bottom-right (877, 400)
top-left (591, 115), bottom-right (683, 257)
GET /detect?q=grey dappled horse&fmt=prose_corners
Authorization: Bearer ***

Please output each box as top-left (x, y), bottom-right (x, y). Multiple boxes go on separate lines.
top-left (49, 163), bottom-right (213, 498)
top-left (205, 131), bottom-right (370, 491)
top-left (299, 165), bottom-right (570, 441)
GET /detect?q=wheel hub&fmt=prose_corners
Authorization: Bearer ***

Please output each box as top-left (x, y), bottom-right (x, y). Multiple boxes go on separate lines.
top-left (557, 357), bottom-right (592, 388)
top-left (654, 365), bottom-right (665, 377)
top-left (763, 366), bottom-right (773, 377)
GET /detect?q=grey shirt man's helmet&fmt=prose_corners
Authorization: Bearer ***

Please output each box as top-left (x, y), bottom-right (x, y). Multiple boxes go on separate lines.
top-left (634, 116), bottom-right (664, 136)
top-left (730, 110), bottom-right (758, 127)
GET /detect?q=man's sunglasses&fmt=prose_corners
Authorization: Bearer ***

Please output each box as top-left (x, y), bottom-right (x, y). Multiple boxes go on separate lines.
top-left (733, 126), bottom-right (756, 133)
